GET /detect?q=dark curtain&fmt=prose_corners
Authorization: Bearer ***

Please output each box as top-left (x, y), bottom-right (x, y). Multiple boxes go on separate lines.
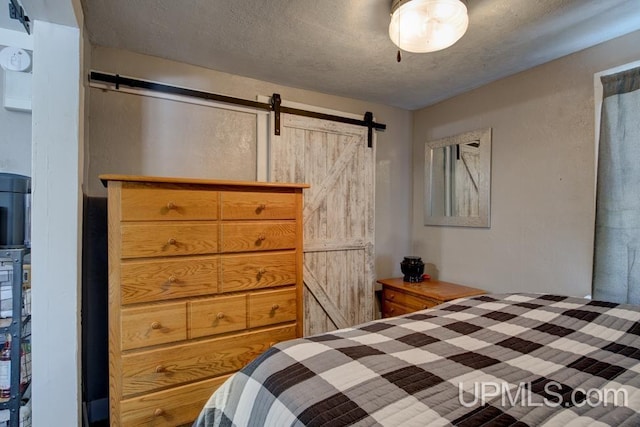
top-left (592, 67), bottom-right (640, 303)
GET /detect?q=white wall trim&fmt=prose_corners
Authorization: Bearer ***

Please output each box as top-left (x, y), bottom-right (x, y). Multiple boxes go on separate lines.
top-left (31, 20), bottom-right (82, 427)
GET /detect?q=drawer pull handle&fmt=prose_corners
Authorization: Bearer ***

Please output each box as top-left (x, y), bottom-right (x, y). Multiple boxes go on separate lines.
top-left (167, 238), bottom-right (177, 245)
top-left (216, 312), bottom-right (225, 320)
top-left (388, 294), bottom-right (395, 300)
top-left (168, 275), bottom-right (177, 284)
top-left (154, 408), bottom-right (164, 417)
top-left (271, 304), bottom-right (280, 311)
top-left (258, 234), bottom-right (266, 241)
top-left (389, 308), bottom-right (395, 314)
top-left (151, 321), bottom-right (162, 330)
top-left (258, 268), bottom-right (267, 274)
top-left (258, 203), bottom-right (267, 210)
top-left (166, 201), bottom-right (176, 210)
top-left (155, 365), bottom-right (166, 373)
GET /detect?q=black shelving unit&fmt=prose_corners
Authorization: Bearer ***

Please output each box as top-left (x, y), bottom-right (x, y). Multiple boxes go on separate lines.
top-left (0, 248), bottom-right (30, 427)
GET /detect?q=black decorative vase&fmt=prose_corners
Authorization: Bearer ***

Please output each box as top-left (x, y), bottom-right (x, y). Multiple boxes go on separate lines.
top-left (400, 256), bottom-right (425, 283)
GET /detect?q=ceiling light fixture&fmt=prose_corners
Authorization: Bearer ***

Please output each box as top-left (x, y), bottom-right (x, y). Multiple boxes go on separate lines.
top-left (389, 0), bottom-right (468, 61)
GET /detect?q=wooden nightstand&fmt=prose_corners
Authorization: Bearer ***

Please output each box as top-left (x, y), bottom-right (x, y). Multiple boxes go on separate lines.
top-left (378, 277), bottom-right (485, 318)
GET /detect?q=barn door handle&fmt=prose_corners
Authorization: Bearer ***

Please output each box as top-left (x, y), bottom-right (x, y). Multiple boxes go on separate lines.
top-left (271, 93), bottom-right (282, 136)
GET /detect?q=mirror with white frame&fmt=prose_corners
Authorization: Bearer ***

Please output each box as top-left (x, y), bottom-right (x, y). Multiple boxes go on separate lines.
top-left (424, 128), bottom-right (491, 227)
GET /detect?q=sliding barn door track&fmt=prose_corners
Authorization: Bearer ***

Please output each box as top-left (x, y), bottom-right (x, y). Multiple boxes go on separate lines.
top-left (89, 71), bottom-right (386, 148)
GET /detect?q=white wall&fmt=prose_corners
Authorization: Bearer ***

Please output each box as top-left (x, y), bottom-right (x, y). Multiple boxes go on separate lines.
top-left (31, 19), bottom-right (84, 427)
top-left (89, 46), bottom-right (414, 278)
top-left (412, 29), bottom-right (640, 297)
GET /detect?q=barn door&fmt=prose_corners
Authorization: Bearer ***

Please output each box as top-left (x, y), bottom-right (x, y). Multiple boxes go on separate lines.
top-left (269, 113), bottom-right (375, 336)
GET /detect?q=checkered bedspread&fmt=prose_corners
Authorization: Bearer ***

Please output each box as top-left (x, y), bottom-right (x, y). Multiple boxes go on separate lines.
top-left (194, 294), bottom-right (640, 426)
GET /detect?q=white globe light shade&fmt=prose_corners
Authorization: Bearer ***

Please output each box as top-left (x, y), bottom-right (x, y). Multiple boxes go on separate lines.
top-left (389, 0), bottom-right (469, 53)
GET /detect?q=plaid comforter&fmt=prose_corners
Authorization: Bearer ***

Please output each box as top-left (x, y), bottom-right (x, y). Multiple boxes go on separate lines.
top-left (194, 293), bottom-right (640, 426)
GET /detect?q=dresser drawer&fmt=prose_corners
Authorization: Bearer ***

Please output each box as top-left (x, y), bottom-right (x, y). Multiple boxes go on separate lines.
top-left (383, 288), bottom-right (439, 311)
top-left (121, 324), bottom-right (296, 396)
top-left (121, 184), bottom-right (218, 221)
top-left (120, 374), bottom-right (232, 427)
top-left (221, 191), bottom-right (296, 220)
top-left (121, 257), bottom-right (219, 304)
top-left (221, 221), bottom-right (296, 253)
top-left (382, 300), bottom-right (416, 318)
top-left (121, 222), bottom-right (219, 258)
top-left (249, 287), bottom-right (297, 328)
top-left (121, 302), bottom-right (187, 351)
top-left (221, 251), bottom-right (296, 292)
top-left (189, 294), bottom-right (247, 339)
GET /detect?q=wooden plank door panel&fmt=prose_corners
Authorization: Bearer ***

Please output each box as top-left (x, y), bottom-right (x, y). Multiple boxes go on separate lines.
top-left (270, 113), bottom-right (375, 336)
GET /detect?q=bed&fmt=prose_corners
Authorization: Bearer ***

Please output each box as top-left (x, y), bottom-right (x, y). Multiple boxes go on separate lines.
top-left (194, 293), bottom-right (640, 426)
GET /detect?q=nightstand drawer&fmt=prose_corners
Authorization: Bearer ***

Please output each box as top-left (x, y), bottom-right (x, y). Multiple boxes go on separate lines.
top-left (121, 222), bottom-right (219, 258)
top-left (121, 302), bottom-right (187, 351)
top-left (221, 221), bottom-right (296, 253)
top-left (383, 288), bottom-right (439, 311)
top-left (121, 257), bottom-right (219, 304)
top-left (221, 251), bottom-right (296, 292)
top-left (189, 294), bottom-right (247, 339)
top-left (221, 191), bottom-right (296, 220)
top-left (121, 184), bottom-right (218, 221)
top-left (248, 287), bottom-right (297, 328)
top-left (382, 300), bottom-right (415, 318)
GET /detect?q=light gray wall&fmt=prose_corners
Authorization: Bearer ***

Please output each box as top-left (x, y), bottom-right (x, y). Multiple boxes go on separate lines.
top-left (0, 65), bottom-right (31, 176)
top-left (87, 88), bottom-right (258, 192)
top-left (89, 46), bottom-right (414, 279)
top-left (412, 29), bottom-right (640, 297)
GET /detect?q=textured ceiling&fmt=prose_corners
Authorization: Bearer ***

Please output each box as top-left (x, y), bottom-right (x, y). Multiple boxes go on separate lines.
top-left (79, 0), bottom-right (640, 110)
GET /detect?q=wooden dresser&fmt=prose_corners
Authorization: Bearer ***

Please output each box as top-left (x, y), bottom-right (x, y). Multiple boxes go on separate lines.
top-left (101, 175), bottom-right (308, 426)
top-left (378, 277), bottom-right (485, 318)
